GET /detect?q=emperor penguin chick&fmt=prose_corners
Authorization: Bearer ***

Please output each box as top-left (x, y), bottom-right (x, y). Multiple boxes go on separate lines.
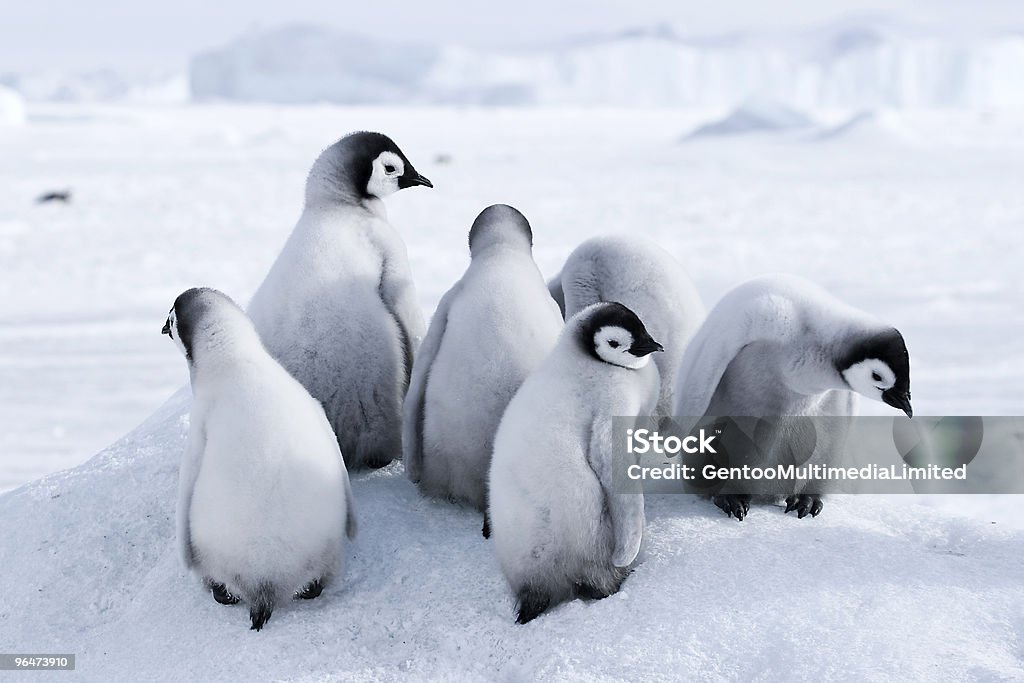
top-left (673, 274), bottom-right (912, 521)
top-left (163, 288), bottom-right (357, 631)
top-left (248, 131), bottom-right (432, 469)
top-left (548, 236), bottom-right (704, 419)
top-left (489, 302), bottom-right (662, 624)
top-left (403, 205), bottom-right (563, 528)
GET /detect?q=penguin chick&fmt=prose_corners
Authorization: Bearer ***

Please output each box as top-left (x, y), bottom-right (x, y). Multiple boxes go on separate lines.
top-left (247, 131), bottom-right (432, 469)
top-left (549, 235), bottom-right (704, 419)
top-left (403, 205), bottom-right (563, 532)
top-left (164, 287), bottom-right (357, 631)
top-left (672, 274), bottom-right (912, 520)
top-left (489, 302), bottom-right (661, 624)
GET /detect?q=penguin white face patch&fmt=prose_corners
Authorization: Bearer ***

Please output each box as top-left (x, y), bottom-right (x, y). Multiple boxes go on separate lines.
top-left (164, 309), bottom-right (188, 358)
top-left (366, 151), bottom-right (405, 198)
top-left (594, 325), bottom-right (649, 369)
top-left (842, 358), bottom-right (896, 400)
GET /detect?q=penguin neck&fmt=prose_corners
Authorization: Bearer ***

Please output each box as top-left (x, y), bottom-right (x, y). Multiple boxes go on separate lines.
top-left (300, 194), bottom-right (386, 224)
top-left (289, 198), bottom-right (388, 264)
top-left (188, 326), bottom-right (266, 377)
top-left (304, 171), bottom-right (387, 218)
top-left (728, 341), bottom-right (839, 403)
top-left (779, 346), bottom-right (845, 396)
top-left (470, 240), bottom-right (531, 262)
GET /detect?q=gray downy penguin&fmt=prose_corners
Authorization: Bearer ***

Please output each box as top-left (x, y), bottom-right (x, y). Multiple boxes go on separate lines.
top-left (489, 302), bottom-right (661, 623)
top-left (548, 235), bottom-right (704, 419)
top-left (672, 274), bottom-right (912, 520)
top-left (248, 131), bottom-right (432, 469)
top-left (403, 205), bottom-right (563, 536)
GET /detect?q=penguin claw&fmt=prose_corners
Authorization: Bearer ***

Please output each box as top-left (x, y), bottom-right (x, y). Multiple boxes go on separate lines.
top-left (712, 494), bottom-right (751, 521)
top-left (296, 579), bottom-right (323, 600)
top-left (210, 581), bottom-right (239, 605)
top-left (784, 494), bottom-right (823, 519)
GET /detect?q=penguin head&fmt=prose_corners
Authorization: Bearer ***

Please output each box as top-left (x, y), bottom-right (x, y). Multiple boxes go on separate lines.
top-left (837, 328), bottom-right (912, 417)
top-left (579, 302), bottom-right (663, 369)
top-left (162, 288), bottom-right (250, 364)
top-left (468, 204), bottom-right (533, 256)
top-left (308, 131), bottom-right (432, 204)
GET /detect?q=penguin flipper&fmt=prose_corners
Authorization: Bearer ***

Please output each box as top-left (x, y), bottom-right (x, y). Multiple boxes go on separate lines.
top-left (547, 270), bottom-right (566, 318)
top-left (587, 418), bottom-right (644, 568)
top-left (377, 247), bottom-right (427, 387)
top-left (401, 284), bottom-right (459, 483)
top-left (343, 466), bottom-right (358, 539)
top-left (177, 413), bottom-right (206, 569)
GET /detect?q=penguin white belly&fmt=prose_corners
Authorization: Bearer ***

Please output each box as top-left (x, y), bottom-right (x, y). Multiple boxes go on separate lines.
top-left (490, 391), bottom-right (612, 592)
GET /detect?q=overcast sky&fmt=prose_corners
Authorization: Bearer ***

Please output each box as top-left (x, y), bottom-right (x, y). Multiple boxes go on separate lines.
top-left (2, 0), bottom-right (1020, 73)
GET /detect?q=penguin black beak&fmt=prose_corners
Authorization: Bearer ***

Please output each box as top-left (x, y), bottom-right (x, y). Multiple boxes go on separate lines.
top-left (161, 320), bottom-right (171, 335)
top-left (630, 338), bottom-right (664, 357)
top-left (883, 389), bottom-right (913, 418)
top-left (399, 172), bottom-right (433, 189)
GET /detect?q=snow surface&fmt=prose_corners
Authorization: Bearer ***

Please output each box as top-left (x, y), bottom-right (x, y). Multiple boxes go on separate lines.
top-left (1, 103), bottom-right (1023, 678)
top-left (184, 21), bottom-right (1024, 108)
top-left (684, 100), bottom-right (816, 140)
top-left (4, 69), bottom-right (188, 104)
top-left (0, 85), bottom-right (26, 125)
top-left (2, 390), bottom-right (1023, 680)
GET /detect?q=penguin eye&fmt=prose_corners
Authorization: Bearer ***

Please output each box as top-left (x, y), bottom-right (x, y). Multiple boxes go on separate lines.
top-left (871, 372), bottom-right (882, 382)
top-left (608, 340), bottom-right (620, 349)
top-left (384, 164), bottom-right (396, 174)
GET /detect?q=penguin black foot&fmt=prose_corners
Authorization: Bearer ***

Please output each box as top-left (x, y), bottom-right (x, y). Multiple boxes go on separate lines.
top-left (210, 581), bottom-right (239, 605)
top-left (364, 453), bottom-right (394, 469)
top-left (576, 582), bottom-right (614, 600)
top-left (250, 604), bottom-right (273, 631)
top-left (577, 565), bottom-right (630, 599)
top-left (515, 587), bottom-right (551, 624)
top-left (296, 579), bottom-right (324, 600)
top-left (785, 494), bottom-right (823, 519)
top-left (713, 494), bottom-right (751, 521)
top-left (481, 513), bottom-right (491, 539)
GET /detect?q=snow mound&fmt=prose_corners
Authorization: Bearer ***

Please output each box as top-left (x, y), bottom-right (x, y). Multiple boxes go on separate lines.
top-left (811, 110), bottom-right (909, 144)
top-left (685, 101), bottom-right (816, 140)
top-left (0, 85), bottom-right (26, 126)
top-left (2, 394), bottom-right (1023, 679)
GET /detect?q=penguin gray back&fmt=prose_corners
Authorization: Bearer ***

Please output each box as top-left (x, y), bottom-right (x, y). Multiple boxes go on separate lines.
top-left (555, 235), bottom-right (704, 418)
top-left (673, 274), bottom-right (912, 420)
top-left (403, 204), bottom-right (562, 512)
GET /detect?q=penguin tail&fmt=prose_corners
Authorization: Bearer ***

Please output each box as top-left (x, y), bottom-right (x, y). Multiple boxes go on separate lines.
top-left (248, 582), bottom-right (276, 631)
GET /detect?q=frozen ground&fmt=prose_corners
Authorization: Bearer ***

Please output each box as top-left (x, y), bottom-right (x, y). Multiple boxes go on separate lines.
top-left (0, 104), bottom-right (1023, 678)
top-left (2, 391), bottom-right (1024, 680)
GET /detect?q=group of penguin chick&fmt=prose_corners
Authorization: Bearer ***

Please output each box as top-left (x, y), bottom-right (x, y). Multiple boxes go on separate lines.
top-left (162, 131), bottom-right (913, 630)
